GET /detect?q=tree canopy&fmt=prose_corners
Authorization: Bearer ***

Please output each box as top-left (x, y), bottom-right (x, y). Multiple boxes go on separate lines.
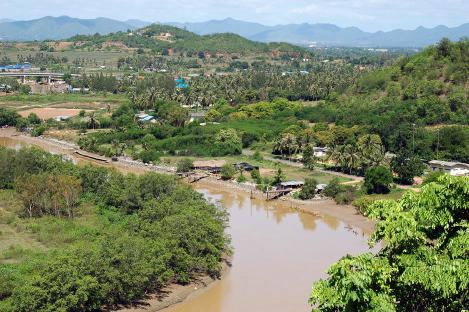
top-left (310, 175), bottom-right (469, 311)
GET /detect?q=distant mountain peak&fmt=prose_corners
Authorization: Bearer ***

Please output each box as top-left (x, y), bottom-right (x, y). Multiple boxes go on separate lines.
top-left (0, 16), bottom-right (467, 47)
top-left (0, 16), bottom-right (150, 41)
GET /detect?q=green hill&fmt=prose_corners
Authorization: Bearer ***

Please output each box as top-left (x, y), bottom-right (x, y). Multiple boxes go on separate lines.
top-left (308, 38), bottom-right (468, 161)
top-left (68, 24), bottom-right (307, 55)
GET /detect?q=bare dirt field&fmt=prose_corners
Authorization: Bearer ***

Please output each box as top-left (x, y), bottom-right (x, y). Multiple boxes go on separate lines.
top-left (18, 108), bottom-right (89, 119)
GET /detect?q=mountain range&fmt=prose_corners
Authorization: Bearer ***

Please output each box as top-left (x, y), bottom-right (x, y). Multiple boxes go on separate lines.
top-left (0, 16), bottom-right (151, 41)
top-left (170, 18), bottom-right (469, 47)
top-left (0, 16), bottom-right (468, 47)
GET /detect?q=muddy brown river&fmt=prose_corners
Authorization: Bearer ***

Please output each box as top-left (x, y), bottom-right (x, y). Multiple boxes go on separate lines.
top-left (0, 134), bottom-right (375, 312)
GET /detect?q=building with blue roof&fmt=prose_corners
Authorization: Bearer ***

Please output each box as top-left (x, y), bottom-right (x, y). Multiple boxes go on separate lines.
top-left (0, 63), bottom-right (31, 71)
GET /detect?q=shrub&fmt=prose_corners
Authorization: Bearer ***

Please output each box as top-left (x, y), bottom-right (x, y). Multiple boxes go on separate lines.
top-left (298, 178), bottom-right (318, 200)
top-left (251, 151), bottom-right (263, 161)
top-left (220, 164), bottom-right (236, 180)
top-left (250, 169), bottom-right (261, 184)
top-left (352, 197), bottom-right (374, 215)
top-left (236, 172), bottom-right (247, 183)
top-left (422, 170), bottom-right (444, 185)
top-left (30, 125), bottom-right (46, 137)
top-left (138, 149), bottom-right (160, 164)
top-left (323, 178), bottom-right (342, 198)
top-left (176, 158), bottom-right (194, 173)
top-left (334, 187), bottom-right (356, 205)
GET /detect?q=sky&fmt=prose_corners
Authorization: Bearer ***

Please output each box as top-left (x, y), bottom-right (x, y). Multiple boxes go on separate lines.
top-left (1, 0), bottom-right (468, 32)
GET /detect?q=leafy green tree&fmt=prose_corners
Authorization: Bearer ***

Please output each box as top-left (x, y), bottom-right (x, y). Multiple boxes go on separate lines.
top-left (391, 152), bottom-right (424, 185)
top-left (303, 145), bottom-right (317, 170)
top-left (214, 129), bottom-right (242, 155)
top-left (363, 166), bottom-right (393, 194)
top-left (310, 175), bottom-right (469, 311)
top-left (142, 133), bottom-right (157, 151)
top-left (298, 178), bottom-right (318, 200)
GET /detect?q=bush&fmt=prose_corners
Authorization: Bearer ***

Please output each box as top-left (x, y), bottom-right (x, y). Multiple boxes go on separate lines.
top-left (334, 187), bottom-right (356, 205)
top-left (363, 166), bottom-right (393, 194)
top-left (251, 151), bottom-right (263, 161)
top-left (250, 169), bottom-right (261, 184)
top-left (352, 197), bottom-right (374, 215)
top-left (27, 113), bottom-right (41, 125)
top-left (323, 178), bottom-right (342, 198)
top-left (214, 129), bottom-right (242, 155)
top-left (176, 158), bottom-right (194, 173)
top-left (236, 172), bottom-right (247, 183)
top-left (138, 149), bottom-right (160, 164)
top-left (422, 170), bottom-right (444, 185)
top-left (298, 178), bottom-right (318, 200)
top-left (220, 164), bottom-right (236, 180)
top-left (30, 125), bottom-right (46, 137)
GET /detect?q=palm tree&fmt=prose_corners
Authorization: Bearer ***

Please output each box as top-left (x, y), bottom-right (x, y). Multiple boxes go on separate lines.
top-left (357, 134), bottom-right (385, 170)
top-left (87, 112), bottom-right (99, 130)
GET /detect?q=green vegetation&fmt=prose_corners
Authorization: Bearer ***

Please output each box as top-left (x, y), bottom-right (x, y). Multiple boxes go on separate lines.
top-left (297, 178), bottom-right (318, 200)
top-left (69, 24), bottom-right (306, 55)
top-left (220, 164), bottom-right (236, 180)
top-left (306, 39), bottom-right (468, 163)
top-left (310, 175), bottom-right (468, 311)
top-left (0, 147), bottom-right (228, 311)
top-left (363, 166), bottom-right (393, 194)
top-left (176, 158), bottom-right (194, 173)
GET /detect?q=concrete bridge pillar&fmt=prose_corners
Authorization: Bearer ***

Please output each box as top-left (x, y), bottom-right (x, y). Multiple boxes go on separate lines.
top-left (48, 76), bottom-right (51, 84)
top-left (21, 75), bottom-right (25, 83)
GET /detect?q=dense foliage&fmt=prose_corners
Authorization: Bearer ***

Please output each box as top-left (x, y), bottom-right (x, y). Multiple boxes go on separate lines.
top-left (0, 147), bottom-right (229, 312)
top-left (305, 39), bottom-right (468, 162)
top-left (69, 24), bottom-right (307, 55)
top-left (310, 175), bottom-right (469, 311)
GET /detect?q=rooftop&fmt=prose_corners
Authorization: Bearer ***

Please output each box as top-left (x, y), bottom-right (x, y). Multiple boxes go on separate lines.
top-left (429, 160), bottom-right (469, 168)
top-left (193, 160), bottom-right (227, 168)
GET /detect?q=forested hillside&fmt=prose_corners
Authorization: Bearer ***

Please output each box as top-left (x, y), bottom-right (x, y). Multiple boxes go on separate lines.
top-left (69, 24), bottom-right (307, 55)
top-left (306, 39), bottom-right (468, 161)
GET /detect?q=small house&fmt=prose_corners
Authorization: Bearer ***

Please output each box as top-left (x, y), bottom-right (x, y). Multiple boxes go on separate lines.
top-left (277, 181), bottom-right (304, 190)
top-left (313, 147), bottom-right (329, 158)
top-left (55, 115), bottom-right (71, 122)
top-left (233, 162), bottom-right (259, 172)
top-left (315, 184), bottom-right (327, 193)
top-left (428, 160), bottom-right (469, 176)
top-left (193, 160), bottom-right (227, 173)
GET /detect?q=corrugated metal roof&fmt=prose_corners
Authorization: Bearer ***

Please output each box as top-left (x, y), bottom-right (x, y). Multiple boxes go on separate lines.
top-left (429, 160), bottom-right (469, 168)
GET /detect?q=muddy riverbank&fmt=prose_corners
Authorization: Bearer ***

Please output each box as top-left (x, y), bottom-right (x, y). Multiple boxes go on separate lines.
top-left (0, 128), bottom-right (376, 311)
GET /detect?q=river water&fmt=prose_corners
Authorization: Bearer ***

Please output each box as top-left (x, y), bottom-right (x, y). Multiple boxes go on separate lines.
top-left (0, 134), bottom-right (374, 312)
top-left (166, 186), bottom-right (374, 312)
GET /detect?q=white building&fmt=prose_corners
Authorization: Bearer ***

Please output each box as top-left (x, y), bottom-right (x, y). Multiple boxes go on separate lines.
top-left (428, 160), bottom-right (469, 176)
top-left (313, 147), bottom-right (329, 158)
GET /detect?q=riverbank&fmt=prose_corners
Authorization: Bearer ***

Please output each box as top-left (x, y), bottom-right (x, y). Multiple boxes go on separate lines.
top-left (0, 128), bottom-right (376, 310)
top-left (117, 260), bottom-right (231, 312)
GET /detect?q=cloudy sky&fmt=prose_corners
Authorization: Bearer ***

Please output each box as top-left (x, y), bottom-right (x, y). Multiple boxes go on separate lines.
top-left (1, 0), bottom-right (468, 31)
